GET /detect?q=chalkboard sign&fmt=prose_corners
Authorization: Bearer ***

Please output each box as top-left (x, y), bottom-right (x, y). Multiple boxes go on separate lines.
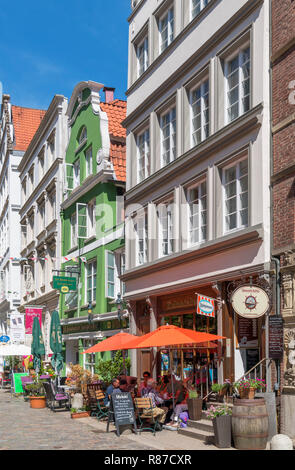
top-left (269, 316), bottom-right (284, 359)
top-left (111, 392), bottom-right (137, 436)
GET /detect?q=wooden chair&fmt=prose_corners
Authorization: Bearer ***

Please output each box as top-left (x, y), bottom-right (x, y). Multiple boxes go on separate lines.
top-left (134, 397), bottom-right (161, 436)
top-left (81, 383), bottom-right (89, 407)
top-left (91, 390), bottom-right (109, 421)
top-left (87, 384), bottom-right (102, 414)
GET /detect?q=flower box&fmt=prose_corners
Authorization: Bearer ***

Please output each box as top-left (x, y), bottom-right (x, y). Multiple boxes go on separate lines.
top-left (70, 411), bottom-right (90, 419)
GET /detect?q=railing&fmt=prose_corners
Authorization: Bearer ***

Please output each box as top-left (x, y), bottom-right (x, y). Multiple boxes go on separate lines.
top-left (234, 357), bottom-right (272, 392)
top-left (202, 357), bottom-right (272, 402)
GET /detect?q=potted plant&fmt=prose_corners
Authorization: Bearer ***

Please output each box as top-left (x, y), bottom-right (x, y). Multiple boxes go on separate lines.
top-left (234, 378), bottom-right (266, 399)
top-left (186, 389), bottom-right (203, 421)
top-left (211, 383), bottom-right (225, 402)
top-left (70, 406), bottom-right (91, 419)
top-left (25, 380), bottom-right (46, 409)
top-left (205, 404), bottom-right (233, 448)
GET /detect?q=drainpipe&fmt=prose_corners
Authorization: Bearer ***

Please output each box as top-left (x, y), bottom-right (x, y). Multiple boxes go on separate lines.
top-left (271, 256), bottom-right (281, 391)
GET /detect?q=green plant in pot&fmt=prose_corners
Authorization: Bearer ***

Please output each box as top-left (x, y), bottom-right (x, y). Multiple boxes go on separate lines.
top-left (25, 379), bottom-right (46, 409)
top-left (205, 404), bottom-right (233, 448)
top-left (186, 388), bottom-right (203, 421)
top-left (234, 378), bottom-right (266, 399)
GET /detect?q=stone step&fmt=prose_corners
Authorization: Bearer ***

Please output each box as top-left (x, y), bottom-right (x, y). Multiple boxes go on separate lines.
top-left (178, 425), bottom-right (215, 445)
top-left (187, 418), bottom-right (213, 433)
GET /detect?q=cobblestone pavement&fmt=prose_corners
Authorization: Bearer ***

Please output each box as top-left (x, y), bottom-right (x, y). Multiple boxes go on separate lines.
top-left (0, 388), bottom-right (154, 450)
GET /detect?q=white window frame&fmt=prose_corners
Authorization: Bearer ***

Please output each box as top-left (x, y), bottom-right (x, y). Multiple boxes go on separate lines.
top-left (76, 202), bottom-right (88, 240)
top-left (158, 199), bottom-right (174, 258)
top-left (137, 127), bottom-right (150, 183)
top-left (190, 78), bottom-right (209, 147)
top-left (137, 36), bottom-right (149, 77)
top-left (64, 163), bottom-right (74, 194)
top-left (191, 0), bottom-right (210, 20)
top-left (105, 250), bottom-right (116, 299)
top-left (87, 199), bottom-right (96, 238)
top-left (79, 126), bottom-right (87, 145)
top-left (85, 146), bottom-right (92, 178)
top-left (224, 44), bottom-right (251, 124)
top-left (160, 106), bottom-right (176, 168)
top-left (83, 338), bottom-right (96, 374)
top-left (71, 212), bottom-right (77, 247)
top-left (159, 7), bottom-right (174, 54)
top-left (135, 210), bottom-right (148, 266)
top-left (186, 180), bottom-right (207, 247)
top-left (85, 259), bottom-right (97, 304)
top-left (222, 157), bottom-right (249, 234)
top-left (73, 160), bottom-right (80, 189)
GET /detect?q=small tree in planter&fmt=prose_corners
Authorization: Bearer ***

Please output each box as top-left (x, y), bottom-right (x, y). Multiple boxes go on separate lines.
top-left (186, 389), bottom-right (203, 421)
top-left (95, 350), bottom-right (131, 385)
top-left (205, 404), bottom-right (233, 448)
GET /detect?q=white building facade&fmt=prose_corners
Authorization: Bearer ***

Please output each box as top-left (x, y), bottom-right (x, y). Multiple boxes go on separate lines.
top-left (18, 95), bottom-right (68, 356)
top-left (123, 0), bottom-right (272, 384)
top-left (0, 94), bottom-right (45, 364)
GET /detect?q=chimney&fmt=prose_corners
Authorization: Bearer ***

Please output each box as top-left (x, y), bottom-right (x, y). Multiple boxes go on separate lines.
top-left (103, 87), bottom-right (115, 104)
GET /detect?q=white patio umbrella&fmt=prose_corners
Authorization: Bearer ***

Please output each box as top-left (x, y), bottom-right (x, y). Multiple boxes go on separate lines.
top-left (0, 344), bottom-right (31, 356)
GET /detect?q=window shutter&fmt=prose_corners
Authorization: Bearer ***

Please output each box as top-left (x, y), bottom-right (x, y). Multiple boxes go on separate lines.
top-left (64, 163), bottom-right (74, 193)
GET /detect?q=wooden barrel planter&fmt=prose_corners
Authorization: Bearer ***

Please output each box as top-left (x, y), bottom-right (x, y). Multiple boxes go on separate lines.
top-left (187, 398), bottom-right (203, 421)
top-left (232, 398), bottom-right (269, 450)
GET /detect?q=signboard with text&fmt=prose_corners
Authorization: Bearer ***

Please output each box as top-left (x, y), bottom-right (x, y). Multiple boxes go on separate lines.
top-left (53, 276), bottom-right (77, 293)
top-left (25, 307), bottom-right (42, 335)
top-left (111, 392), bottom-right (137, 437)
top-left (269, 316), bottom-right (284, 359)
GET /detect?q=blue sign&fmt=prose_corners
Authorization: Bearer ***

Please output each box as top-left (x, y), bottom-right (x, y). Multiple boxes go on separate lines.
top-left (0, 335), bottom-right (10, 343)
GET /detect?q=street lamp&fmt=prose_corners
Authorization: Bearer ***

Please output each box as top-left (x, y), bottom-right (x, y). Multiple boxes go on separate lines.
top-left (115, 293), bottom-right (123, 330)
top-left (87, 302), bottom-right (94, 325)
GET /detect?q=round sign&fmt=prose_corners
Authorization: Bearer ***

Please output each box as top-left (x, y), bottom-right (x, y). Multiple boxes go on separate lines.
top-left (61, 286), bottom-right (69, 293)
top-left (0, 335), bottom-right (10, 343)
top-left (231, 285), bottom-right (270, 318)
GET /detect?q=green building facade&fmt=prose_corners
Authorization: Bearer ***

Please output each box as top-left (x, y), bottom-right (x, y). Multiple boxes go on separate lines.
top-left (59, 81), bottom-right (127, 374)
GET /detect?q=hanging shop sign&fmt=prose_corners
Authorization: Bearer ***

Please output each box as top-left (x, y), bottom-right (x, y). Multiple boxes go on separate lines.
top-left (53, 276), bottom-right (77, 293)
top-left (196, 294), bottom-right (215, 318)
top-left (231, 285), bottom-right (270, 319)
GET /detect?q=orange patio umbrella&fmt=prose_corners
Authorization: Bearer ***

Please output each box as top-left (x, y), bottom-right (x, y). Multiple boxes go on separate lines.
top-left (122, 324), bottom-right (225, 349)
top-left (82, 332), bottom-right (138, 354)
top-left (122, 325), bottom-right (225, 408)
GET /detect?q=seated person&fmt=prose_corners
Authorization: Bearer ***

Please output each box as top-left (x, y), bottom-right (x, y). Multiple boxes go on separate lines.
top-left (116, 379), bottom-right (128, 393)
top-left (157, 375), bottom-right (170, 396)
top-left (141, 378), bottom-right (167, 425)
top-left (104, 378), bottom-right (120, 406)
top-left (139, 371), bottom-right (151, 397)
top-left (167, 386), bottom-right (189, 427)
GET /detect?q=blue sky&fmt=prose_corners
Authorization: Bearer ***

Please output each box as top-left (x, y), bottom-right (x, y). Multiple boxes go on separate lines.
top-left (0, 0), bottom-right (131, 110)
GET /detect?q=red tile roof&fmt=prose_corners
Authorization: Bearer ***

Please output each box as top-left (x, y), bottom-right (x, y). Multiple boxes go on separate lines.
top-left (11, 105), bottom-right (46, 152)
top-left (100, 99), bottom-right (126, 182)
top-left (100, 99), bottom-right (126, 139)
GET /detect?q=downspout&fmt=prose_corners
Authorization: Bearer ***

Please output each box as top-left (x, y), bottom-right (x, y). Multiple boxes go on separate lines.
top-left (269, 0), bottom-right (281, 390)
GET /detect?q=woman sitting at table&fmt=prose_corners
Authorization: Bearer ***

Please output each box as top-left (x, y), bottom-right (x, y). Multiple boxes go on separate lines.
top-left (166, 385), bottom-right (189, 427)
top-left (141, 379), bottom-right (168, 425)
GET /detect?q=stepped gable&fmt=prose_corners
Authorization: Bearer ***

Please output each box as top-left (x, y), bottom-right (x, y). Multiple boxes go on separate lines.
top-left (11, 105), bottom-right (46, 152)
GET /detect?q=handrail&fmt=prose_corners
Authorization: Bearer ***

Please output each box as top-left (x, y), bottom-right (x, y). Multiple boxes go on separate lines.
top-left (235, 357), bottom-right (269, 383)
top-left (202, 357), bottom-right (271, 402)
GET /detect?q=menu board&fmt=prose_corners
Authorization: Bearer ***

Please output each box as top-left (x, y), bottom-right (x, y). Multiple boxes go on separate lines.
top-left (111, 392), bottom-right (137, 436)
top-left (238, 317), bottom-right (258, 347)
top-left (269, 316), bottom-right (284, 359)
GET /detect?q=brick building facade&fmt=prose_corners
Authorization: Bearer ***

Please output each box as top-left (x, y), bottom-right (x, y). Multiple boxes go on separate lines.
top-left (271, 0), bottom-right (295, 438)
